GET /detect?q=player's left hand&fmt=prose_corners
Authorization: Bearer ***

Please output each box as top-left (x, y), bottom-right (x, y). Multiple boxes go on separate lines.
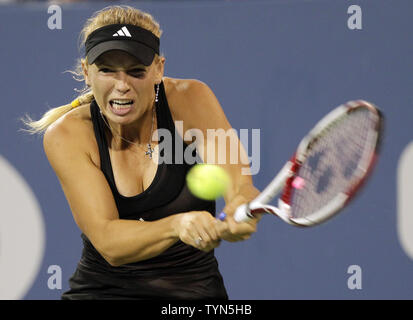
top-left (217, 191), bottom-right (261, 242)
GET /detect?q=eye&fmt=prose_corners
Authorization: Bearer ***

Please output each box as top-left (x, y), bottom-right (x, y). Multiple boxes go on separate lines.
top-left (128, 68), bottom-right (146, 78)
top-left (99, 68), bottom-right (113, 73)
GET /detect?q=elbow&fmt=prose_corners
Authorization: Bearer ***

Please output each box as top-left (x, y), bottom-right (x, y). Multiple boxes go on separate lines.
top-left (90, 222), bottom-right (126, 267)
top-left (99, 246), bottom-right (156, 266)
top-left (106, 257), bottom-right (123, 267)
top-left (93, 240), bottom-right (125, 267)
top-left (99, 250), bottom-right (124, 267)
top-left (97, 245), bottom-right (125, 267)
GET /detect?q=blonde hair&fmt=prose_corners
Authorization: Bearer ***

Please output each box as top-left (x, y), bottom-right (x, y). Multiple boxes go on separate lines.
top-left (22, 5), bottom-right (162, 134)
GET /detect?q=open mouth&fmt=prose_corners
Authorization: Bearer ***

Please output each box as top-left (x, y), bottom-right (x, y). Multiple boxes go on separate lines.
top-left (109, 99), bottom-right (134, 115)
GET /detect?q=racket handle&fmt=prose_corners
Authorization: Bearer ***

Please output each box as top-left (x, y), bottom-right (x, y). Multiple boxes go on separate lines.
top-left (234, 204), bottom-right (254, 222)
top-left (217, 204), bottom-right (253, 223)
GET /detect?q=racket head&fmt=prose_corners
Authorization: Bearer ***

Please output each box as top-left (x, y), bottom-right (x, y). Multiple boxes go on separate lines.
top-left (278, 100), bottom-right (383, 227)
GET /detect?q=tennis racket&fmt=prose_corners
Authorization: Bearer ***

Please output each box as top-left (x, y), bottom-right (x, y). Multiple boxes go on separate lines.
top-left (220, 100), bottom-right (383, 227)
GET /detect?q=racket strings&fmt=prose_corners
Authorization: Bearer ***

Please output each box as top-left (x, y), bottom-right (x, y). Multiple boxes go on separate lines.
top-left (290, 108), bottom-right (376, 220)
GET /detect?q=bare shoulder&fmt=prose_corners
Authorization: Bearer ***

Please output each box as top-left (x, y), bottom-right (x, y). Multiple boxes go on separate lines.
top-left (163, 77), bottom-right (226, 129)
top-left (163, 76), bottom-right (210, 94)
top-left (43, 104), bottom-right (100, 169)
top-left (163, 77), bottom-right (214, 107)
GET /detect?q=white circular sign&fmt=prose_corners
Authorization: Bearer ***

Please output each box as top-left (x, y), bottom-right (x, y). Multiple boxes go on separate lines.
top-left (0, 155), bottom-right (45, 299)
top-left (398, 141), bottom-right (413, 261)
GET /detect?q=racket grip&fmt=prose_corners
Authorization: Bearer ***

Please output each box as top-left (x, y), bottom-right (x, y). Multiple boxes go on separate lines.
top-left (217, 204), bottom-right (253, 223)
top-left (234, 204), bottom-right (253, 222)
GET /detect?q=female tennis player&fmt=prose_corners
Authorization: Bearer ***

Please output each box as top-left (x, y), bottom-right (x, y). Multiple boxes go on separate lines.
top-left (24, 5), bottom-right (260, 299)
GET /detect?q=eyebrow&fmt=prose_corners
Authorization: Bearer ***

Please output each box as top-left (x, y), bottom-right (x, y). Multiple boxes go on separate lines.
top-left (96, 63), bottom-right (146, 69)
top-left (95, 58), bottom-right (146, 68)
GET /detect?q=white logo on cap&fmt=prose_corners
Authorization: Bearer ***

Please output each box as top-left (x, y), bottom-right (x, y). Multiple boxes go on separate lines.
top-left (113, 26), bottom-right (132, 37)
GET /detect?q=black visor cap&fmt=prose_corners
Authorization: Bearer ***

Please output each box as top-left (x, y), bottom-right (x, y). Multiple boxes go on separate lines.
top-left (85, 24), bottom-right (160, 66)
top-left (87, 40), bottom-right (156, 66)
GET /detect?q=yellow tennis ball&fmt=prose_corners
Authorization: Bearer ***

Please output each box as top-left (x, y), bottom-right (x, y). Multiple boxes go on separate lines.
top-left (186, 164), bottom-right (230, 201)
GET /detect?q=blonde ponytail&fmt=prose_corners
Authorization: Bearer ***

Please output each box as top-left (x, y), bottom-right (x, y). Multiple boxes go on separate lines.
top-left (21, 91), bottom-right (94, 135)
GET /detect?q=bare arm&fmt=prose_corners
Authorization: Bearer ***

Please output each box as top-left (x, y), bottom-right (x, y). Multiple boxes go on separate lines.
top-left (43, 116), bottom-right (219, 266)
top-left (169, 79), bottom-right (261, 241)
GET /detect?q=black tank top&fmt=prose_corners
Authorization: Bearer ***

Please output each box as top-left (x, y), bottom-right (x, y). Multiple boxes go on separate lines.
top-left (61, 82), bottom-right (228, 300)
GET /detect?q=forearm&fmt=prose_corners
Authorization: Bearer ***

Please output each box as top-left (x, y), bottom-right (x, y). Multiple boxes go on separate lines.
top-left (215, 168), bottom-right (261, 242)
top-left (223, 165), bottom-right (260, 216)
top-left (98, 214), bottom-right (181, 266)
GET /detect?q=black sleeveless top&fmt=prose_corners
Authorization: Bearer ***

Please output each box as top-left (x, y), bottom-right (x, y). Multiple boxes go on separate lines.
top-left (61, 82), bottom-right (228, 300)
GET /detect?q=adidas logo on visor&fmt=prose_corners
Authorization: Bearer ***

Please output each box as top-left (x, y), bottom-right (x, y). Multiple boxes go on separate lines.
top-left (113, 26), bottom-right (132, 37)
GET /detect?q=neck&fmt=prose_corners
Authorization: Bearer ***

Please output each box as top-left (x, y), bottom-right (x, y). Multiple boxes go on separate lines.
top-left (103, 104), bottom-right (156, 150)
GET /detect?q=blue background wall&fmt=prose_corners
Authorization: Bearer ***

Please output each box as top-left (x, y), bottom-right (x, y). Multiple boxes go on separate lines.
top-left (1, 0), bottom-right (412, 299)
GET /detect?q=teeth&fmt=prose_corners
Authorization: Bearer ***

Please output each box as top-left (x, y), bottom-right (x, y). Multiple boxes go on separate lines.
top-left (111, 99), bottom-right (133, 106)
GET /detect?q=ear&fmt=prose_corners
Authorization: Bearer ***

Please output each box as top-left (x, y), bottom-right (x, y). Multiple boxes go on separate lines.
top-left (81, 59), bottom-right (91, 87)
top-left (154, 56), bottom-right (165, 84)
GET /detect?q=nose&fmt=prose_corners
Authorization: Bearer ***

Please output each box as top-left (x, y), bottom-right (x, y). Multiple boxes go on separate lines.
top-left (114, 71), bottom-right (131, 93)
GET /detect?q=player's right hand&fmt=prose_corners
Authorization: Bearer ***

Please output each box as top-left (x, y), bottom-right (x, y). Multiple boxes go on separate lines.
top-left (173, 211), bottom-right (221, 252)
